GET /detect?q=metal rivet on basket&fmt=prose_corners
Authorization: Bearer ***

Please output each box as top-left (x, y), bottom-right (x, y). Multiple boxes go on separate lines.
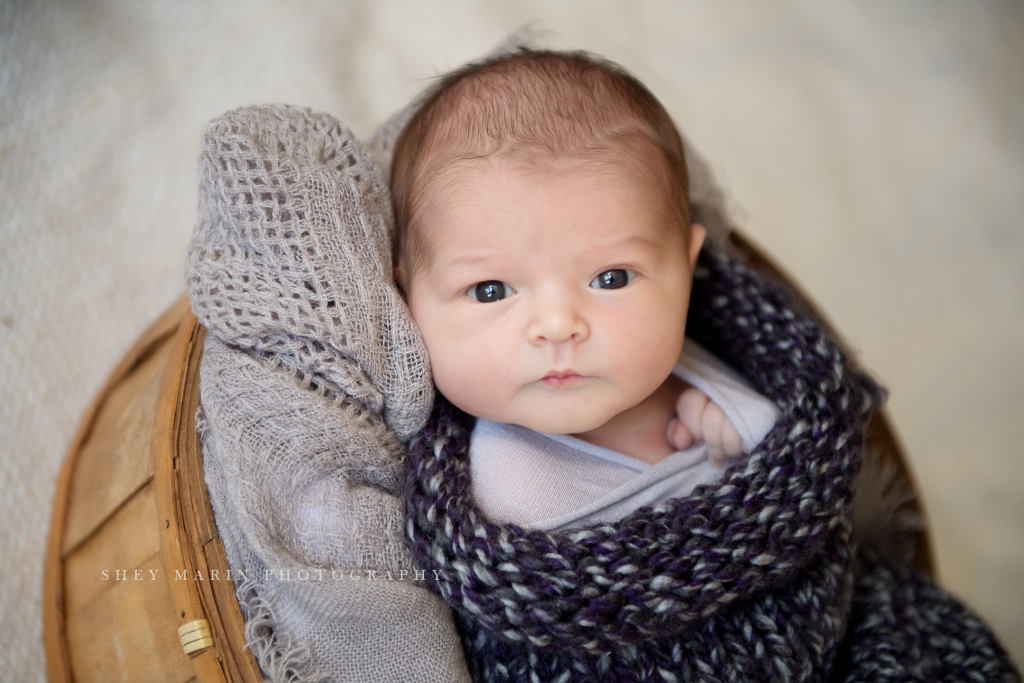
top-left (178, 619), bottom-right (213, 655)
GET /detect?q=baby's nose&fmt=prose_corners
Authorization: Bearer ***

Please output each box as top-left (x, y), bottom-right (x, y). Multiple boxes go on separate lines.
top-left (526, 295), bottom-right (589, 345)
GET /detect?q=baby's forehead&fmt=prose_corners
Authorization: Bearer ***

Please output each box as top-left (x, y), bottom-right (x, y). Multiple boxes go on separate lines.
top-left (424, 140), bottom-right (675, 211)
top-left (425, 149), bottom-right (680, 239)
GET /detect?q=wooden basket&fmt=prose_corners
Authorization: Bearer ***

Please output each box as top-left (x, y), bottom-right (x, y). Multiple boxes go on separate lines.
top-left (43, 297), bottom-right (262, 683)
top-left (42, 232), bottom-right (934, 682)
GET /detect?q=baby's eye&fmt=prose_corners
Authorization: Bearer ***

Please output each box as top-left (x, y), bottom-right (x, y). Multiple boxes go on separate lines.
top-left (467, 280), bottom-right (516, 303)
top-left (590, 269), bottom-right (636, 290)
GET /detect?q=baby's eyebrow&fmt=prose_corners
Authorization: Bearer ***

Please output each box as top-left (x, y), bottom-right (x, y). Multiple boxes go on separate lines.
top-left (442, 254), bottom-right (493, 268)
top-left (435, 251), bottom-right (502, 271)
top-left (596, 233), bottom-right (666, 254)
top-left (418, 252), bottom-right (503, 286)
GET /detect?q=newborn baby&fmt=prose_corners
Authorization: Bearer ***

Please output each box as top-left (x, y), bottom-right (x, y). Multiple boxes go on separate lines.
top-left (390, 49), bottom-right (778, 529)
top-left (189, 48), bottom-right (1017, 683)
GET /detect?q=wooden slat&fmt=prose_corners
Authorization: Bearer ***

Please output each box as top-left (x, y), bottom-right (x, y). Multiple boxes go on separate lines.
top-left (173, 322), bottom-right (264, 683)
top-left (63, 481), bottom-right (162, 617)
top-left (155, 316), bottom-right (228, 683)
top-left (62, 341), bottom-right (170, 555)
top-left (175, 324), bottom-right (237, 681)
top-left (45, 295), bottom-right (191, 683)
top-left (178, 332), bottom-right (220, 546)
top-left (202, 536), bottom-right (260, 683)
top-left (65, 553), bottom-right (196, 683)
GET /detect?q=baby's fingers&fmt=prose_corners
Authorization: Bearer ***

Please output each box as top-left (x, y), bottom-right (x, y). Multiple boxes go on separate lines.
top-left (720, 417), bottom-right (746, 459)
top-left (675, 388), bottom-right (710, 444)
top-left (667, 418), bottom-right (694, 451)
top-left (702, 402), bottom-right (747, 468)
top-left (702, 403), bottom-right (728, 467)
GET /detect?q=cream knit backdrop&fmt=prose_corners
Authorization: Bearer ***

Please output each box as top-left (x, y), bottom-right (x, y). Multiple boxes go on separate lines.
top-left (1, 1), bottom-right (1021, 679)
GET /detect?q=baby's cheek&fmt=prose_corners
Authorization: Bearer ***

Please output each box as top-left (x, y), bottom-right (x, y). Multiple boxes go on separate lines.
top-left (428, 338), bottom-right (498, 417)
top-left (611, 321), bottom-right (678, 379)
top-left (426, 344), bottom-right (462, 393)
top-left (415, 305), bottom-right (520, 420)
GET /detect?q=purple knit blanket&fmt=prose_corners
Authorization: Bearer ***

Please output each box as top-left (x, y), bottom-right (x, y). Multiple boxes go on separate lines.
top-left (405, 245), bottom-right (1019, 682)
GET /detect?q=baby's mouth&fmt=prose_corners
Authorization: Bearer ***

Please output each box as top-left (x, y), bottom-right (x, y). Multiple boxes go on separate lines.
top-left (541, 370), bottom-right (584, 387)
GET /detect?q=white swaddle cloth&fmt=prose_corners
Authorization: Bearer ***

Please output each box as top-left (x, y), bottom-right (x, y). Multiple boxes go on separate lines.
top-left (470, 338), bottom-right (780, 531)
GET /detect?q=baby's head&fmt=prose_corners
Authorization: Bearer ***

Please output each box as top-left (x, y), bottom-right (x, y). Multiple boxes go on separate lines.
top-left (391, 50), bottom-right (706, 435)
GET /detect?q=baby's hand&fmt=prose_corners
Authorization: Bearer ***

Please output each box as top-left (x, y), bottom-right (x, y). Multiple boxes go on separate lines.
top-left (667, 387), bottom-right (746, 468)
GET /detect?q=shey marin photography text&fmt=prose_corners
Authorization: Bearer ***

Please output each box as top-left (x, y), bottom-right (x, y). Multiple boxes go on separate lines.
top-left (100, 568), bottom-right (437, 582)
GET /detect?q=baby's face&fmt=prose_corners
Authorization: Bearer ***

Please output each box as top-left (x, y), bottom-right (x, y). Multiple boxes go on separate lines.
top-left (405, 155), bottom-right (704, 436)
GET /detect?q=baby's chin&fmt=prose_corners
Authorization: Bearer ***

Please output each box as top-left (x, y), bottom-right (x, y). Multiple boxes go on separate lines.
top-left (444, 388), bottom-right (624, 435)
top-left (484, 408), bottom-right (613, 436)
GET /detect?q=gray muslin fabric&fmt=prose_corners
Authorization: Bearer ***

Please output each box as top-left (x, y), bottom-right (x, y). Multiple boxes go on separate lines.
top-left (188, 105), bottom-right (470, 682)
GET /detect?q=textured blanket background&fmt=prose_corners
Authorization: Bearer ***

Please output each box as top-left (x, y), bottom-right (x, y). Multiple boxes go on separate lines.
top-left (1, 1), bottom-right (1020, 679)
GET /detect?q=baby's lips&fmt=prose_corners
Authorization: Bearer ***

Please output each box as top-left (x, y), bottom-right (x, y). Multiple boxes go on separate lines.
top-left (541, 370), bottom-right (585, 387)
top-left (543, 369), bottom-right (580, 380)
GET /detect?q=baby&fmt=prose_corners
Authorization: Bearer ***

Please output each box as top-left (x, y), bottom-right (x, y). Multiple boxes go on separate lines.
top-left (390, 50), bottom-right (778, 529)
top-left (189, 52), bottom-right (1016, 683)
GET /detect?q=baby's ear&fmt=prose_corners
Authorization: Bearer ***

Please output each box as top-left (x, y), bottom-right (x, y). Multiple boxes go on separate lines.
top-left (688, 223), bottom-right (708, 268)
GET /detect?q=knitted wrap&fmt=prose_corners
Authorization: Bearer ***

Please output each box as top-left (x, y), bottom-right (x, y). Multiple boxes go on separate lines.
top-left (406, 246), bottom-right (1020, 682)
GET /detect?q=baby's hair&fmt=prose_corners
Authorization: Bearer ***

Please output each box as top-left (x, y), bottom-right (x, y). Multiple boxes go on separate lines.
top-left (390, 48), bottom-right (691, 279)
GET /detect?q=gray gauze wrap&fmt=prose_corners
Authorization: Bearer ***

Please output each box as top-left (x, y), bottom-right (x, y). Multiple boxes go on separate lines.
top-left (187, 104), bottom-right (470, 682)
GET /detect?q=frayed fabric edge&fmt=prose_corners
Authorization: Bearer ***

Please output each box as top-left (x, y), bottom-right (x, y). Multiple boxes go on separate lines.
top-left (235, 575), bottom-right (320, 683)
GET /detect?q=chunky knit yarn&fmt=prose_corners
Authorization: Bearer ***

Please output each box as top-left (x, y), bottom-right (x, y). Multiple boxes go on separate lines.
top-left (406, 246), bottom-right (1020, 683)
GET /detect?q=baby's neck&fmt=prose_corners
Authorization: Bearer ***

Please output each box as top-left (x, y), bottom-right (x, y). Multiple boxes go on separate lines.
top-left (571, 373), bottom-right (686, 465)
